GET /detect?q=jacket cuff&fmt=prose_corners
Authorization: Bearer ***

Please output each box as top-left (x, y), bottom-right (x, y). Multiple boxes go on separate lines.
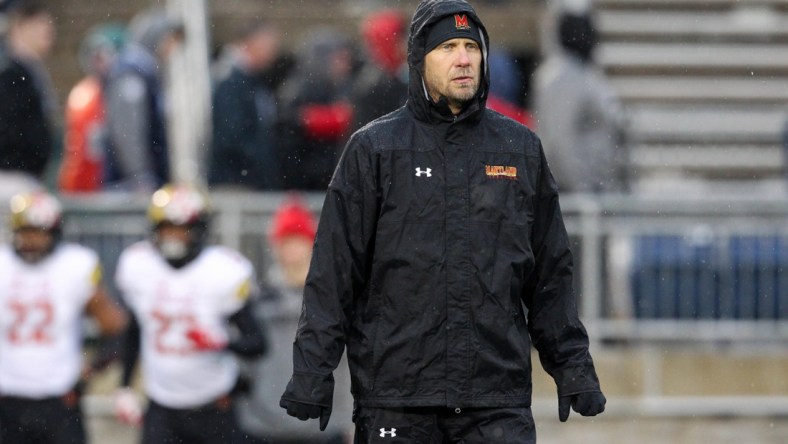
top-left (553, 365), bottom-right (601, 397)
top-left (281, 371), bottom-right (335, 407)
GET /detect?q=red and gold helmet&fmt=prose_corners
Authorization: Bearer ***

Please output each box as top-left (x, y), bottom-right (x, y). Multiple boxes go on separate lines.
top-left (8, 191), bottom-right (64, 263)
top-left (147, 183), bottom-right (213, 265)
top-left (147, 183), bottom-right (212, 226)
top-left (9, 190), bottom-right (63, 232)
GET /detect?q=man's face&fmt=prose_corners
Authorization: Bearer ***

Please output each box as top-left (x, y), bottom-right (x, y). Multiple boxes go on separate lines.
top-left (154, 223), bottom-right (192, 260)
top-left (15, 12), bottom-right (56, 58)
top-left (244, 28), bottom-right (280, 72)
top-left (273, 235), bottom-right (313, 270)
top-left (158, 32), bottom-right (184, 61)
top-left (423, 37), bottom-right (482, 113)
top-left (13, 227), bottom-right (54, 263)
top-left (328, 47), bottom-right (354, 85)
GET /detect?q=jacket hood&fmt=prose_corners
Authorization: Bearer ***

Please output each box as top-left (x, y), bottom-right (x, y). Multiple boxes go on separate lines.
top-left (406, 0), bottom-right (490, 122)
top-left (128, 8), bottom-right (182, 55)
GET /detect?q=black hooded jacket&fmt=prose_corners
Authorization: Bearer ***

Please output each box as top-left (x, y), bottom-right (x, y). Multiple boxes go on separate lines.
top-left (281, 0), bottom-right (601, 411)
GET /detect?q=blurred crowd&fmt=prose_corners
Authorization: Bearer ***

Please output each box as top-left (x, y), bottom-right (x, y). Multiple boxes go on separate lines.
top-left (0, 0), bottom-right (620, 199)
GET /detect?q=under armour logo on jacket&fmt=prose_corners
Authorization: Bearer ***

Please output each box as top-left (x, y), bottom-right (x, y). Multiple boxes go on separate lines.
top-left (379, 428), bottom-right (397, 437)
top-left (415, 167), bottom-right (432, 177)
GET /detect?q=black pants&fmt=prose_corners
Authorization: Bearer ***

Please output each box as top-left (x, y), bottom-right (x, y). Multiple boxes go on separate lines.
top-left (0, 395), bottom-right (86, 444)
top-left (142, 397), bottom-right (238, 444)
top-left (353, 406), bottom-right (536, 444)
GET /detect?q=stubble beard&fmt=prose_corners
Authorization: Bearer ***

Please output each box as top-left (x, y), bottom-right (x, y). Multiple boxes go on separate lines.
top-left (424, 63), bottom-right (480, 112)
top-left (427, 79), bottom-right (479, 111)
top-left (445, 82), bottom-right (478, 110)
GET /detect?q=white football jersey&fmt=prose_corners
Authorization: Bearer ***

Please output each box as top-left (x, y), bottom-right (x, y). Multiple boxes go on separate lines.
top-left (0, 243), bottom-right (100, 398)
top-left (115, 242), bottom-right (254, 409)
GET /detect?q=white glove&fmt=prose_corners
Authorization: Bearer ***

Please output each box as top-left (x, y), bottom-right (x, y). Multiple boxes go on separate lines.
top-left (114, 387), bottom-right (143, 426)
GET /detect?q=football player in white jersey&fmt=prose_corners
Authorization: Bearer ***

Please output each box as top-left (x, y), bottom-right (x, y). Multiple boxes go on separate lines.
top-left (113, 183), bottom-right (267, 443)
top-left (0, 190), bottom-right (129, 444)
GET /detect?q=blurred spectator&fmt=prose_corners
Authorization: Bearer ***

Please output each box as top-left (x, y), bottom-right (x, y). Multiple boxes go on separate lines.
top-left (113, 183), bottom-right (267, 442)
top-left (349, 8), bottom-right (408, 131)
top-left (58, 24), bottom-right (126, 193)
top-left (0, 0), bottom-right (56, 201)
top-left (0, 190), bottom-right (128, 444)
top-left (532, 11), bottom-right (628, 193)
top-left (486, 48), bottom-right (534, 128)
top-left (208, 20), bottom-right (282, 190)
top-left (103, 9), bottom-right (183, 193)
top-left (277, 28), bottom-right (355, 190)
top-left (488, 48), bottom-right (520, 105)
top-left (235, 196), bottom-right (351, 444)
top-left (533, 10), bottom-right (633, 320)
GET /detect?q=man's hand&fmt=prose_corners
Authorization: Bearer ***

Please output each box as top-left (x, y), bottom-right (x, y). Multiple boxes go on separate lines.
top-left (185, 327), bottom-right (227, 351)
top-left (558, 391), bottom-right (606, 422)
top-left (280, 398), bottom-right (331, 431)
top-left (114, 387), bottom-right (143, 426)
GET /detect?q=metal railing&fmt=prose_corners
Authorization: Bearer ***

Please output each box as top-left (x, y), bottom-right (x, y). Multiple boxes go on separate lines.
top-left (558, 193), bottom-right (788, 345)
top-left (49, 190), bottom-right (788, 345)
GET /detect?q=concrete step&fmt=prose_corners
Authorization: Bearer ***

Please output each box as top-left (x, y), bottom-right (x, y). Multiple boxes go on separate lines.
top-left (598, 8), bottom-right (788, 43)
top-left (629, 144), bottom-right (784, 176)
top-left (610, 76), bottom-right (788, 105)
top-left (625, 104), bottom-right (785, 145)
top-left (599, 42), bottom-right (788, 75)
top-left (596, 0), bottom-right (788, 12)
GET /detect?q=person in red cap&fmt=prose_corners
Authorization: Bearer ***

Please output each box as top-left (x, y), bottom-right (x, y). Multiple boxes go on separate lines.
top-left (350, 8), bottom-right (409, 131)
top-left (235, 197), bottom-right (353, 444)
top-left (267, 199), bottom-right (318, 290)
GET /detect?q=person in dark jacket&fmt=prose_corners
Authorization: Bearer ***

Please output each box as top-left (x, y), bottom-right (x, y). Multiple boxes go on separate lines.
top-left (208, 20), bottom-right (282, 190)
top-left (0, 0), bottom-right (56, 200)
top-left (279, 1), bottom-right (606, 442)
top-left (276, 28), bottom-right (356, 190)
top-left (103, 8), bottom-right (183, 193)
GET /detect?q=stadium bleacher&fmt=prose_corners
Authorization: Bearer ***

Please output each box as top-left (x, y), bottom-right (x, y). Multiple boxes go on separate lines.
top-left (595, 0), bottom-right (788, 191)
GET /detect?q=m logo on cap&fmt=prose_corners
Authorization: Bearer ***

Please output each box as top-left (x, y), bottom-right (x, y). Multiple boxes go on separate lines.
top-left (454, 14), bottom-right (471, 30)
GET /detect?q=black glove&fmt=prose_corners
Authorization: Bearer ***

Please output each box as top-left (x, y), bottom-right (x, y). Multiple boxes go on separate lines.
top-left (558, 391), bottom-right (606, 422)
top-left (280, 398), bottom-right (331, 431)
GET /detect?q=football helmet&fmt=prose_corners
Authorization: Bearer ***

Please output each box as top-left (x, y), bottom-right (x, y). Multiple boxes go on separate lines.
top-left (8, 190), bottom-right (64, 262)
top-left (147, 183), bottom-right (212, 266)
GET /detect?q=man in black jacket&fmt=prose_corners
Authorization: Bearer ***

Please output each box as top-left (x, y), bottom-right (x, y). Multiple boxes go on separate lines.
top-left (280, 1), bottom-right (605, 442)
top-left (208, 20), bottom-right (283, 190)
top-left (0, 0), bottom-right (55, 198)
